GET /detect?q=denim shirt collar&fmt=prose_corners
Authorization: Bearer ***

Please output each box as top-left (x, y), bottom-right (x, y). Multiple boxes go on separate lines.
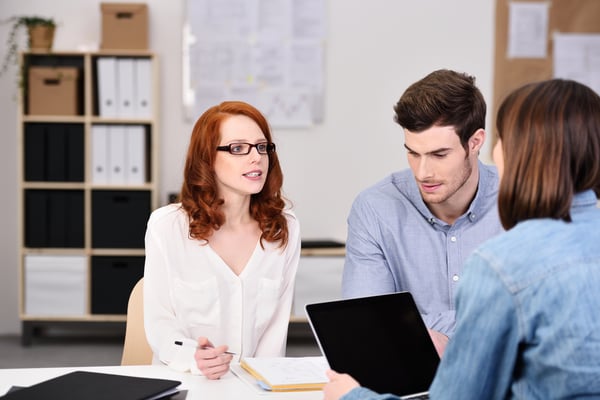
top-left (572, 189), bottom-right (597, 208)
top-left (570, 190), bottom-right (598, 217)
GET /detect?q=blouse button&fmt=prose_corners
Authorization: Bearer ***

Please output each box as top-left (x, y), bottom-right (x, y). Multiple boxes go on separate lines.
top-left (452, 274), bottom-right (460, 282)
top-left (450, 236), bottom-right (457, 242)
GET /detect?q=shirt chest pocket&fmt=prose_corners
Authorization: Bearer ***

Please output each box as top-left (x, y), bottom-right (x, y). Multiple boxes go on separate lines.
top-left (255, 278), bottom-right (281, 334)
top-left (172, 277), bottom-right (220, 328)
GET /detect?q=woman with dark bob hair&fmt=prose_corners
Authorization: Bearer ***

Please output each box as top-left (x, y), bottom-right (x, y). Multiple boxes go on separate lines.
top-left (324, 79), bottom-right (600, 399)
top-left (144, 101), bottom-right (300, 379)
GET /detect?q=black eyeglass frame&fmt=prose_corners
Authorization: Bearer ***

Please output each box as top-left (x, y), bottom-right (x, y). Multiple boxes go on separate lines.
top-left (216, 142), bottom-right (276, 155)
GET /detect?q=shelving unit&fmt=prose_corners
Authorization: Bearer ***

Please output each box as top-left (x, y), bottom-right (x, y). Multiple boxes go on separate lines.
top-left (17, 50), bottom-right (159, 345)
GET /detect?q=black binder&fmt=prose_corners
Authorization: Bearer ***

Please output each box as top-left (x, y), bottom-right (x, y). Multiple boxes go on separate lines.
top-left (24, 124), bottom-right (47, 182)
top-left (46, 124), bottom-right (67, 182)
top-left (0, 370), bottom-right (181, 400)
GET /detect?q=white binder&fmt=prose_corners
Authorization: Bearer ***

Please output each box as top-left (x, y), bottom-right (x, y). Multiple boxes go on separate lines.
top-left (91, 125), bottom-right (109, 184)
top-left (134, 58), bottom-right (153, 118)
top-left (108, 125), bottom-right (126, 184)
top-left (97, 57), bottom-right (118, 117)
top-left (125, 125), bottom-right (146, 185)
top-left (117, 58), bottom-right (135, 118)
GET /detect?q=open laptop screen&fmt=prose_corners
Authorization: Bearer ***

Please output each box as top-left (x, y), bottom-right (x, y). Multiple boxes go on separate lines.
top-left (306, 292), bottom-right (439, 397)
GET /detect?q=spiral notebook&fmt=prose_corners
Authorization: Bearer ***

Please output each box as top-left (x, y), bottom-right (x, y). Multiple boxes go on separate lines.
top-left (237, 356), bottom-right (328, 392)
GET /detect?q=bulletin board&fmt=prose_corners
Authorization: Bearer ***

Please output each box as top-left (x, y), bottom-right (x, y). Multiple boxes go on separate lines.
top-left (492, 0), bottom-right (600, 126)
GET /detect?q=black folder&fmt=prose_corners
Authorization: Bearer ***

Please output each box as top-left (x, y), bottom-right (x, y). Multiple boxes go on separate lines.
top-left (24, 124), bottom-right (47, 182)
top-left (24, 190), bottom-right (48, 247)
top-left (65, 123), bottom-right (84, 182)
top-left (46, 124), bottom-right (67, 182)
top-left (0, 370), bottom-right (181, 400)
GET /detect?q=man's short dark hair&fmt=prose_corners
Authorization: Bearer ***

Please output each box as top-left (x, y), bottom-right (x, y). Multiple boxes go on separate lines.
top-left (393, 69), bottom-right (486, 150)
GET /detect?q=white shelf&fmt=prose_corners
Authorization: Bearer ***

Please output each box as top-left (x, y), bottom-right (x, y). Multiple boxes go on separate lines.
top-left (17, 51), bottom-right (159, 335)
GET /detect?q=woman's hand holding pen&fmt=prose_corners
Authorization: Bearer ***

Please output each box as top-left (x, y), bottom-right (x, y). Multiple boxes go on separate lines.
top-left (193, 337), bottom-right (235, 379)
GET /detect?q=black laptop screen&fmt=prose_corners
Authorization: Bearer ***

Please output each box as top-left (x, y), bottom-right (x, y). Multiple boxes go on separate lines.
top-left (306, 292), bottom-right (440, 396)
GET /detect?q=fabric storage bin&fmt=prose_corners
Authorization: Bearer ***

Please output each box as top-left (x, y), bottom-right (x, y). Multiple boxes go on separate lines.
top-left (91, 256), bottom-right (144, 314)
top-left (91, 190), bottom-right (150, 248)
top-left (24, 255), bottom-right (87, 316)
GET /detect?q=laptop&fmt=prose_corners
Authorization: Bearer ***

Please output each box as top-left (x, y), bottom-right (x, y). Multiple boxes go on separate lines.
top-left (305, 292), bottom-right (439, 399)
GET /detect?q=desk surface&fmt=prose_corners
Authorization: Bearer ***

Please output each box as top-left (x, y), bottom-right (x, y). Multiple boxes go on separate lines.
top-left (0, 364), bottom-right (323, 400)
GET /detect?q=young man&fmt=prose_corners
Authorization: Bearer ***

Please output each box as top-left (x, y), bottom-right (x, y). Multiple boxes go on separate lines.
top-left (342, 69), bottom-right (503, 355)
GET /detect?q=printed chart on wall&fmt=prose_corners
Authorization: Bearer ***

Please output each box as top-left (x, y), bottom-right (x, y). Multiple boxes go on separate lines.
top-left (183, 0), bottom-right (327, 127)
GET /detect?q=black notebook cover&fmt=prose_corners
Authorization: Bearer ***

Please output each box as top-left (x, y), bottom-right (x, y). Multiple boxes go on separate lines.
top-left (0, 370), bottom-right (181, 400)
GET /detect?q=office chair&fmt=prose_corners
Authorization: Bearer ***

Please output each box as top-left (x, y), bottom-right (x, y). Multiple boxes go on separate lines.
top-left (121, 277), bottom-right (153, 365)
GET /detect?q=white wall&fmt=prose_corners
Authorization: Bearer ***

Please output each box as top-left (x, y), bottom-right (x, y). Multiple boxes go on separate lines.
top-left (0, 0), bottom-right (495, 334)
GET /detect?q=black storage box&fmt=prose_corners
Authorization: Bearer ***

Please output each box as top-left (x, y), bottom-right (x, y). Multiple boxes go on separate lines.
top-left (91, 190), bottom-right (151, 248)
top-left (91, 256), bottom-right (144, 314)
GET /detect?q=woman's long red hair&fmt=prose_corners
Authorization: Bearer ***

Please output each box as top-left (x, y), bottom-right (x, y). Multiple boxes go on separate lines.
top-left (179, 101), bottom-right (289, 248)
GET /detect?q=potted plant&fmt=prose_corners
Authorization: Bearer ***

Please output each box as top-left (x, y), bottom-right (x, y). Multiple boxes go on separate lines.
top-left (0, 16), bottom-right (56, 77)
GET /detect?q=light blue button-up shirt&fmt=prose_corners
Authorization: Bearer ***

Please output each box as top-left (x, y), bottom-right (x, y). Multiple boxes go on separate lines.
top-left (342, 161), bottom-right (503, 336)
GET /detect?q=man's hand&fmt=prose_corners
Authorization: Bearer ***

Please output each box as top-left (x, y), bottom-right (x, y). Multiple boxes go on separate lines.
top-left (323, 369), bottom-right (360, 400)
top-left (428, 329), bottom-right (449, 357)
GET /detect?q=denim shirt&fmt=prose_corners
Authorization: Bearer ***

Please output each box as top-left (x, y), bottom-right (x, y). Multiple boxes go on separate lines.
top-left (429, 190), bottom-right (600, 399)
top-left (341, 190), bottom-right (600, 400)
top-left (342, 161), bottom-right (503, 336)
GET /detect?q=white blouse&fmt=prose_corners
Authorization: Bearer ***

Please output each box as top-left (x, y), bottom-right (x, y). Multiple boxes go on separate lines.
top-left (143, 203), bottom-right (301, 370)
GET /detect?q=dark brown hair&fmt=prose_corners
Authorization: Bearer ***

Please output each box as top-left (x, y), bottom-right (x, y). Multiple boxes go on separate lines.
top-left (179, 101), bottom-right (289, 248)
top-left (393, 69), bottom-right (486, 150)
top-left (496, 79), bottom-right (600, 230)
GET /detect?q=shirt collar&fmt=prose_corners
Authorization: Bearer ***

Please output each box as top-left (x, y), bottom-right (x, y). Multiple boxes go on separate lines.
top-left (408, 161), bottom-right (499, 226)
top-left (572, 190), bottom-right (598, 209)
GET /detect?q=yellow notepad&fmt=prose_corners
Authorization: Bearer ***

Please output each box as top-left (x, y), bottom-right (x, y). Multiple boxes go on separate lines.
top-left (239, 356), bottom-right (329, 392)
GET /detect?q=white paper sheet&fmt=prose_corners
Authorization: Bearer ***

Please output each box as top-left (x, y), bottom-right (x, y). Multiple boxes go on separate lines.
top-left (507, 1), bottom-right (549, 58)
top-left (553, 33), bottom-right (600, 95)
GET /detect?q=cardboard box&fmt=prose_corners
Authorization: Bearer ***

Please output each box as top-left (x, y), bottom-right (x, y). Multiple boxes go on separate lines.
top-left (101, 3), bottom-right (148, 50)
top-left (28, 67), bottom-right (79, 116)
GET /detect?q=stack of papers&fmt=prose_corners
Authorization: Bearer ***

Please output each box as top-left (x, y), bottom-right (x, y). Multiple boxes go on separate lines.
top-left (236, 356), bottom-right (329, 392)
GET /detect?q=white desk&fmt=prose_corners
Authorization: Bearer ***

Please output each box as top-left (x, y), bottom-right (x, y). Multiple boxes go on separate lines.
top-left (0, 365), bottom-right (323, 400)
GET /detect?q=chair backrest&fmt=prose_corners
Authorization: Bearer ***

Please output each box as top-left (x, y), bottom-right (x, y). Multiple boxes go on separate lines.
top-left (121, 277), bottom-right (153, 365)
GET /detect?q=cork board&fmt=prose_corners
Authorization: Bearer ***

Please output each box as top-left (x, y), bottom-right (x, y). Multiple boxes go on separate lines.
top-left (492, 0), bottom-right (600, 129)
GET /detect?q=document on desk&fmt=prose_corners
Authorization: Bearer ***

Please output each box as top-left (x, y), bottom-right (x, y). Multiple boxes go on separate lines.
top-left (233, 356), bottom-right (328, 392)
top-left (0, 370), bottom-right (181, 400)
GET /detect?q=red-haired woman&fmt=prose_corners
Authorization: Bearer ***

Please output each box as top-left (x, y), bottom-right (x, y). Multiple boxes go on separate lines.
top-left (144, 101), bottom-right (301, 379)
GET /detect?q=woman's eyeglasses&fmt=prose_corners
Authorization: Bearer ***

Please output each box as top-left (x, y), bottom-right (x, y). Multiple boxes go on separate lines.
top-left (216, 142), bottom-right (276, 155)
